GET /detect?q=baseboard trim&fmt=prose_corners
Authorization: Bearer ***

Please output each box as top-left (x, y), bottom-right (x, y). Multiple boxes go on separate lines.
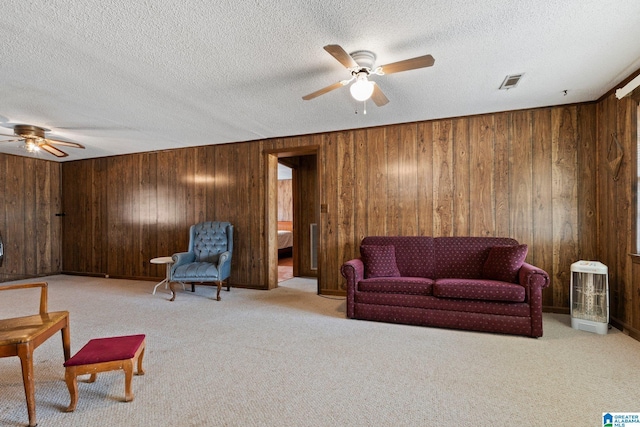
top-left (542, 306), bottom-right (570, 314)
top-left (610, 317), bottom-right (640, 341)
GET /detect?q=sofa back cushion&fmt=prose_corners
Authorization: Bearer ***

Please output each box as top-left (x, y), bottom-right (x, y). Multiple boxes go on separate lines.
top-left (434, 237), bottom-right (519, 279)
top-left (361, 236), bottom-right (435, 278)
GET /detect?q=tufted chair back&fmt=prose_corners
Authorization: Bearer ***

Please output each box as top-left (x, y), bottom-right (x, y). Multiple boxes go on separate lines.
top-left (188, 221), bottom-right (234, 263)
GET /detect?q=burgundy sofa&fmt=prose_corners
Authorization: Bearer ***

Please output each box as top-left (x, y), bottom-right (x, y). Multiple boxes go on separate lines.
top-left (340, 236), bottom-right (550, 337)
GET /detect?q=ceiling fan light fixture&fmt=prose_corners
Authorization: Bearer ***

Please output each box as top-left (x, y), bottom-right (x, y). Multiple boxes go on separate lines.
top-left (350, 75), bottom-right (375, 101)
top-left (24, 139), bottom-right (40, 153)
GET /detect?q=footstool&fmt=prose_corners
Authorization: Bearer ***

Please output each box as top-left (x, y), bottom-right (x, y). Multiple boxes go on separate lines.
top-left (63, 334), bottom-right (146, 412)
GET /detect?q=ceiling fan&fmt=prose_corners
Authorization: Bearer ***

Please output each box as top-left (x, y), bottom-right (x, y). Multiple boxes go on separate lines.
top-left (302, 44), bottom-right (435, 107)
top-left (0, 124), bottom-right (85, 158)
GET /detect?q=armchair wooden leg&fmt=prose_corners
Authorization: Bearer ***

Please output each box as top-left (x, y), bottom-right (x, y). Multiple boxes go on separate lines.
top-left (169, 282), bottom-right (176, 302)
top-left (191, 283), bottom-right (195, 292)
top-left (216, 281), bottom-right (222, 301)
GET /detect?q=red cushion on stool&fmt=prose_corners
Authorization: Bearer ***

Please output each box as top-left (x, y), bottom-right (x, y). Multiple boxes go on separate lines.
top-left (64, 334), bottom-right (146, 367)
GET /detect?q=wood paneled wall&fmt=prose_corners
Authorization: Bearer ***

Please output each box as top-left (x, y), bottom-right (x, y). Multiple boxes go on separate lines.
top-left (318, 105), bottom-right (597, 305)
top-left (61, 104), bottom-right (597, 311)
top-left (62, 144), bottom-right (265, 285)
top-left (596, 92), bottom-right (639, 337)
top-left (294, 154), bottom-right (319, 277)
top-left (0, 153), bottom-right (62, 282)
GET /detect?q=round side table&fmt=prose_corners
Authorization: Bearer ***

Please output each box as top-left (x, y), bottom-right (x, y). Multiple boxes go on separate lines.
top-left (150, 257), bottom-right (174, 295)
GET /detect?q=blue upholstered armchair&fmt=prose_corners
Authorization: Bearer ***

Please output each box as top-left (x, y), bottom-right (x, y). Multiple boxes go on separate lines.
top-left (169, 221), bottom-right (233, 301)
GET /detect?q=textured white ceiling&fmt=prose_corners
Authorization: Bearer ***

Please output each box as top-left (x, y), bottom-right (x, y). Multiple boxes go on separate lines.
top-left (1, 0), bottom-right (640, 161)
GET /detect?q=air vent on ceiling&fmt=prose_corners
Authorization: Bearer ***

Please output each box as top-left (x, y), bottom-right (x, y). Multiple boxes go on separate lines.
top-left (499, 74), bottom-right (524, 90)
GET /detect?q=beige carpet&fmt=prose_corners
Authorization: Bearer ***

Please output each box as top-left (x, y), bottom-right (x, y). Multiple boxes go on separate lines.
top-left (1, 275), bottom-right (640, 427)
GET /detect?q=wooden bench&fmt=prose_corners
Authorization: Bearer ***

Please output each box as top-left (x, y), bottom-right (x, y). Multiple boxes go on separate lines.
top-left (63, 334), bottom-right (146, 412)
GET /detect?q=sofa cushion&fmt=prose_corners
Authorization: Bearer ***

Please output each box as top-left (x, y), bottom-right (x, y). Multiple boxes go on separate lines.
top-left (433, 279), bottom-right (526, 302)
top-left (358, 277), bottom-right (434, 295)
top-left (482, 244), bottom-right (528, 283)
top-left (360, 245), bottom-right (401, 278)
top-left (361, 236), bottom-right (435, 278)
top-left (434, 237), bottom-right (519, 279)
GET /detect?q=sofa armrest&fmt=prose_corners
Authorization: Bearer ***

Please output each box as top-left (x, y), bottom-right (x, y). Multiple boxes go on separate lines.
top-left (518, 262), bottom-right (550, 337)
top-left (518, 262), bottom-right (550, 290)
top-left (341, 258), bottom-right (364, 318)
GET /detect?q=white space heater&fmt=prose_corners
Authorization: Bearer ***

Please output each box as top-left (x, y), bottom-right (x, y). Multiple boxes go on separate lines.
top-left (570, 261), bottom-right (609, 334)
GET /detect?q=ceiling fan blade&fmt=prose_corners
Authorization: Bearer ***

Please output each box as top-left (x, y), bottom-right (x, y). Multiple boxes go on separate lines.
top-left (324, 45), bottom-right (358, 69)
top-left (378, 54), bottom-right (435, 75)
top-left (45, 137), bottom-right (85, 149)
top-left (0, 137), bottom-right (22, 143)
top-left (302, 81), bottom-right (345, 100)
top-left (371, 84), bottom-right (389, 107)
top-left (40, 143), bottom-right (68, 157)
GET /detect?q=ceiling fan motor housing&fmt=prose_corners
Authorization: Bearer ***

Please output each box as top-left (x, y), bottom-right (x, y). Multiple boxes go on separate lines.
top-left (14, 124), bottom-right (47, 140)
top-left (349, 50), bottom-right (376, 71)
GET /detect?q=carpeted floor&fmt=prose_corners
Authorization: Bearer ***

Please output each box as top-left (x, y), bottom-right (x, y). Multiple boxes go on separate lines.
top-left (1, 275), bottom-right (639, 426)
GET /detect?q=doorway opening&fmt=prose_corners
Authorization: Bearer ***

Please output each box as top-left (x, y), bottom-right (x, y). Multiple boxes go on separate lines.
top-left (265, 147), bottom-right (320, 292)
top-left (277, 162), bottom-right (294, 282)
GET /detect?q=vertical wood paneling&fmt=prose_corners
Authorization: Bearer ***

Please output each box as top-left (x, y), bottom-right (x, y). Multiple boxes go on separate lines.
top-left (596, 93), bottom-right (639, 336)
top-left (295, 154), bottom-right (318, 278)
top-left (510, 111), bottom-right (533, 248)
top-left (0, 156), bottom-right (6, 278)
top-left (139, 153), bottom-right (159, 277)
top-left (155, 152), bottom-right (169, 265)
top-left (576, 104), bottom-right (597, 261)
top-left (531, 109), bottom-right (554, 307)
top-left (0, 154), bottom-right (61, 282)
top-left (337, 132), bottom-right (355, 274)
top-left (22, 159), bottom-right (36, 275)
top-left (453, 118), bottom-right (470, 235)
top-left (354, 129), bottom-right (368, 245)
top-left (494, 113), bottom-right (511, 237)
top-left (50, 161), bottom-right (62, 272)
top-left (323, 132), bottom-right (340, 290)
top-left (398, 123), bottom-right (418, 236)
top-left (598, 96), bottom-right (618, 311)
top-left (250, 141), bottom-right (264, 283)
top-left (235, 143), bottom-right (252, 284)
top-left (552, 106), bottom-right (579, 308)
top-left (386, 126), bottom-right (400, 233)
top-left (366, 128), bottom-right (387, 234)
top-left (7, 155), bottom-right (25, 276)
top-left (469, 115), bottom-right (495, 236)
top-left (91, 159), bottom-right (108, 274)
top-left (265, 152), bottom-right (278, 288)
top-left (417, 122), bottom-right (434, 236)
top-left (433, 120), bottom-right (453, 236)
top-left (616, 98), bottom-right (634, 325)
top-left (35, 160), bottom-right (52, 273)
